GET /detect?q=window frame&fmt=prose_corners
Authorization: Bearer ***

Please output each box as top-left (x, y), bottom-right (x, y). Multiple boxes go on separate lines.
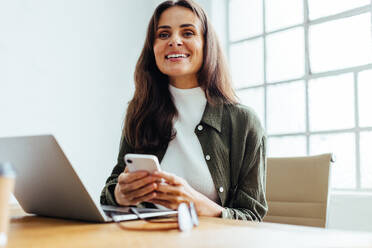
top-left (227, 0), bottom-right (372, 192)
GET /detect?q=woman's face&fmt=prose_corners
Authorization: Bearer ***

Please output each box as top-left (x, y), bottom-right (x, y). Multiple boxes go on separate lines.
top-left (153, 6), bottom-right (204, 83)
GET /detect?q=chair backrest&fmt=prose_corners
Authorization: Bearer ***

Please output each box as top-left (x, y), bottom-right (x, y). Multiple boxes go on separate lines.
top-left (264, 153), bottom-right (333, 227)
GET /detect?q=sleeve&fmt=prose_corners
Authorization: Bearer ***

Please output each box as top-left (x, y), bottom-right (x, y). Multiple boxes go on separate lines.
top-left (100, 135), bottom-right (133, 206)
top-left (222, 134), bottom-right (268, 221)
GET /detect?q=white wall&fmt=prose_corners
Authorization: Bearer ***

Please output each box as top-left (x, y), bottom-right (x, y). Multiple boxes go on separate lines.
top-left (0, 0), bottom-right (153, 203)
top-left (0, 0), bottom-right (225, 207)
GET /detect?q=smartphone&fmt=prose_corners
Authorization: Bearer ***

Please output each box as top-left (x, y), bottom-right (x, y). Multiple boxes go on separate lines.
top-left (124, 153), bottom-right (161, 173)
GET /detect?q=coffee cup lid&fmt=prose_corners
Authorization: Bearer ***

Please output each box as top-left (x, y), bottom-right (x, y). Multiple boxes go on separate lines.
top-left (0, 162), bottom-right (16, 178)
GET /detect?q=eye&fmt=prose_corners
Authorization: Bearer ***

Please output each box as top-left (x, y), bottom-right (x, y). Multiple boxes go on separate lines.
top-left (158, 32), bottom-right (170, 39)
top-left (183, 31), bottom-right (194, 37)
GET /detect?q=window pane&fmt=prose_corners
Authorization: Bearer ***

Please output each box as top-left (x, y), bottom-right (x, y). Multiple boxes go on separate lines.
top-left (230, 38), bottom-right (264, 87)
top-left (266, 27), bottom-right (305, 83)
top-left (268, 136), bottom-right (307, 157)
top-left (229, 0), bottom-right (263, 41)
top-left (360, 131), bottom-right (372, 188)
top-left (310, 133), bottom-right (356, 189)
top-left (309, 13), bottom-right (372, 73)
top-left (265, 0), bottom-right (303, 32)
top-left (358, 70), bottom-right (372, 127)
top-left (309, 74), bottom-right (354, 131)
top-left (308, 0), bottom-right (370, 20)
top-left (267, 81), bottom-right (306, 134)
top-left (236, 87), bottom-right (265, 126)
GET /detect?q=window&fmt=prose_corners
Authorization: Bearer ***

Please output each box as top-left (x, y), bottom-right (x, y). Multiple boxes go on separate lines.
top-left (228, 0), bottom-right (372, 191)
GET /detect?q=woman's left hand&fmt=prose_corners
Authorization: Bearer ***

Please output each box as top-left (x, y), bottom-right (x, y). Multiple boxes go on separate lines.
top-left (148, 171), bottom-right (224, 217)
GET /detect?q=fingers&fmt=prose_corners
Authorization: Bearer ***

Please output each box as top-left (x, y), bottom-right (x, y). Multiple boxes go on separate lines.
top-left (115, 182), bottom-right (157, 206)
top-left (133, 192), bottom-right (157, 204)
top-left (120, 191), bottom-right (157, 206)
top-left (124, 182), bottom-right (157, 201)
top-left (115, 171), bottom-right (160, 206)
top-left (121, 175), bottom-right (159, 193)
top-left (118, 171), bottom-right (149, 184)
top-left (115, 170), bottom-right (190, 207)
top-left (149, 192), bottom-right (189, 210)
top-left (154, 192), bottom-right (187, 203)
top-left (153, 171), bottom-right (183, 185)
top-left (156, 183), bottom-right (184, 196)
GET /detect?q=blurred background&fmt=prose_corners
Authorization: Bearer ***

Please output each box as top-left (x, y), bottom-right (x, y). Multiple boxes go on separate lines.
top-left (0, 0), bottom-right (371, 231)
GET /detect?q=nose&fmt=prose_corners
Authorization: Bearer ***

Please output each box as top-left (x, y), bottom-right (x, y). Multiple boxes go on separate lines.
top-left (168, 35), bottom-right (182, 47)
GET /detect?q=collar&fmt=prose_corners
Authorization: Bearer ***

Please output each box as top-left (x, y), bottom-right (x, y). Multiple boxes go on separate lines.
top-left (200, 101), bottom-right (224, 133)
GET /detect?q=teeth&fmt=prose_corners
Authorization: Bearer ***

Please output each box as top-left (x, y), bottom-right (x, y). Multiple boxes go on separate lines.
top-left (167, 54), bottom-right (187, 59)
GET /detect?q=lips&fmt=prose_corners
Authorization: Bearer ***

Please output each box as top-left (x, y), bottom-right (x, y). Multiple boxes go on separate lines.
top-left (165, 53), bottom-right (190, 59)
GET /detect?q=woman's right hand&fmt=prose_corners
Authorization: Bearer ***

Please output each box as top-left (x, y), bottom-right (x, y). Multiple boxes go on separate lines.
top-left (114, 169), bottom-right (158, 206)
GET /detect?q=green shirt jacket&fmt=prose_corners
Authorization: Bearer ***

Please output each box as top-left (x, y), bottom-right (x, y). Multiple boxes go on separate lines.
top-left (100, 102), bottom-right (268, 221)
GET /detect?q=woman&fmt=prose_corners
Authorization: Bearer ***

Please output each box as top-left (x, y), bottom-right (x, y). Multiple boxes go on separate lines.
top-left (100, 0), bottom-right (267, 221)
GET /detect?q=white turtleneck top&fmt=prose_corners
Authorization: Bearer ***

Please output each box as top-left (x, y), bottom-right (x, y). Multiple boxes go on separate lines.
top-left (160, 84), bottom-right (218, 202)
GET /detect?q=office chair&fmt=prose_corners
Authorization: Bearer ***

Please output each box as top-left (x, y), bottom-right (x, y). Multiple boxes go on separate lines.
top-left (264, 153), bottom-right (333, 227)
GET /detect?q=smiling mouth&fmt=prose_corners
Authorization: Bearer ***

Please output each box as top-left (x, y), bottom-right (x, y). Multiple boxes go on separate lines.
top-left (165, 53), bottom-right (190, 59)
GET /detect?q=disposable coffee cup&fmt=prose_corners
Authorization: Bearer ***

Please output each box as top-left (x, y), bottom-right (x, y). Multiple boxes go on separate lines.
top-left (0, 162), bottom-right (16, 247)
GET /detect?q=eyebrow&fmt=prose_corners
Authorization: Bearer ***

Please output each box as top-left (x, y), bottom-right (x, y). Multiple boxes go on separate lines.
top-left (157, 24), bottom-right (196, 30)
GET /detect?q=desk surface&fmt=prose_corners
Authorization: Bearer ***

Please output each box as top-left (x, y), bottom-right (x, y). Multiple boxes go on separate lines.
top-left (7, 205), bottom-right (372, 248)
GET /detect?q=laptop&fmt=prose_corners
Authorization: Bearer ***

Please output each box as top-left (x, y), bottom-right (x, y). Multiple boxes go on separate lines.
top-left (0, 135), bottom-right (177, 222)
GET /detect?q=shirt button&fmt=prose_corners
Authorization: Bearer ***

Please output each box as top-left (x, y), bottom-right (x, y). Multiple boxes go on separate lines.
top-left (205, 155), bottom-right (211, 161)
top-left (197, 125), bottom-right (203, 131)
top-left (219, 187), bottom-right (224, 193)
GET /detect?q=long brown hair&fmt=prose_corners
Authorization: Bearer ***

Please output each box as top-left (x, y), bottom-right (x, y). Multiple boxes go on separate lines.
top-left (124, 0), bottom-right (237, 152)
